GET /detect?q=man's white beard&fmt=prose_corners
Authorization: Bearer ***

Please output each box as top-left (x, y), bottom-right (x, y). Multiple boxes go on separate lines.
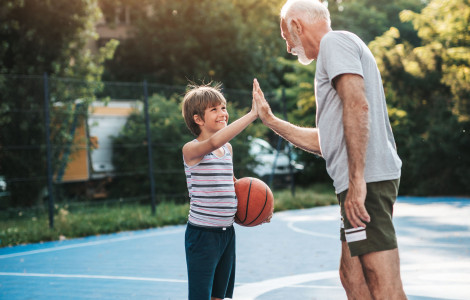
top-left (292, 45), bottom-right (313, 65)
top-left (291, 32), bottom-right (313, 65)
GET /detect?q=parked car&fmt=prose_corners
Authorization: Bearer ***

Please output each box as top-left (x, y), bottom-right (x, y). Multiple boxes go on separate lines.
top-left (248, 137), bottom-right (304, 181)
top-left (0, 176), bottom-right (9, 202)
top-left (0, 176), bottom-right (6, 192)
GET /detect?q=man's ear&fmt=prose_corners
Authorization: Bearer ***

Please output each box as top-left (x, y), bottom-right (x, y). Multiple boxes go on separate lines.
top-left (194, 114), bottom-right (204, 126)
top-left (291, 18), bottom-right (303, 36)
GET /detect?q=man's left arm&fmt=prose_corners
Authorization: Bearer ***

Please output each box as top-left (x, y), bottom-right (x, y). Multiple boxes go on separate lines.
top-left (334, 73), bottom-right (371, 228)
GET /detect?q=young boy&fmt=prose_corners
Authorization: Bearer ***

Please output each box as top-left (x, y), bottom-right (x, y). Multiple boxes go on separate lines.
top-left (182, 83), bottom-right (258, 300)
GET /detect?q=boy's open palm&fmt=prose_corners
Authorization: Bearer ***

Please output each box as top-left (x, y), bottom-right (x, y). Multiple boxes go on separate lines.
top-left (251, 81), bottom-right (259, 117)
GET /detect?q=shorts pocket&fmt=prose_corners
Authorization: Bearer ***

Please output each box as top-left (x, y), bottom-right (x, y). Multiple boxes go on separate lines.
top-left (185, 226), bottom-right (203, 253)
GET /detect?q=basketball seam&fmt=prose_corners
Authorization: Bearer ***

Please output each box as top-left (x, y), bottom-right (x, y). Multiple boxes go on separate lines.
top-left (239, 179), bottom-right (252, 223)
top-left (246, 186), bottom-right (268, 226)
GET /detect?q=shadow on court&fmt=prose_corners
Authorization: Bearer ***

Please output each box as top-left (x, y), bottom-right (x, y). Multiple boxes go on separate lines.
top-left (1, 197), bottom-right (469, 300)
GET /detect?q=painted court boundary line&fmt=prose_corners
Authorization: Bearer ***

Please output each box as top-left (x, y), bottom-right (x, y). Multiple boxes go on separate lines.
top-left (233, 261), bottom-right (470, 300)
top-left (234, 270), bottom-right (338, 300)
top-left (0, 272), bottom-right (187, 283)
top-left (0, 227), bottom-right (184, 259)
top-left (287, 222), bottom-right (337, 239)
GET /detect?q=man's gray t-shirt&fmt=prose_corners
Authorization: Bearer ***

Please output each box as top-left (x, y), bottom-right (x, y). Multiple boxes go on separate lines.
top-left (315, 31), bottom-right (402, 194)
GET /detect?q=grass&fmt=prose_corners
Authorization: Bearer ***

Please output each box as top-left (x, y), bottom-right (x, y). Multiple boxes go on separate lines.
top-left (273, 184), bottom-right (337, 212)
top-left (0, 184), bottom-right (337, 248)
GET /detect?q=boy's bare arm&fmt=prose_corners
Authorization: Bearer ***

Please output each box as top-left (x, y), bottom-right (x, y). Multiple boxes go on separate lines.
top-left (183, 107), bottom-right (257, 164)
top-left (253, 79), bottom-right (321, 155)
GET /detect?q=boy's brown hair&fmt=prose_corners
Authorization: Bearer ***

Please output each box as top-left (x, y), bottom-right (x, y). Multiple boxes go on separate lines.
top-left (182, 83), bottom-right (227, 136)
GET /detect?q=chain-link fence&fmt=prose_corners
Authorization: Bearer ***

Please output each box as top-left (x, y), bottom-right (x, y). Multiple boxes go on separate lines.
top-left (1, 74), bottom-right (298, 227)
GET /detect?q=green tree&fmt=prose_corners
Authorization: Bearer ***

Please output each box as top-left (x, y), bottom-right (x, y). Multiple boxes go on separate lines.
top-left (0, 0), bottom-right (117, 207)
top-left (328, 0), bottom-right (424, 44)
top-left (102, 0), bottom-right (285, 90)
top-left (400, 0), bottom-right (470, 120)
top-left (369, 0), bottom-right (470, 195)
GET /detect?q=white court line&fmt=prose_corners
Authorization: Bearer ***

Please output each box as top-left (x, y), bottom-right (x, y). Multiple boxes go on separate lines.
top-left (0, 272), bottom-right (187, 283)
top-left (244, 203), bottom-right (470, 300)
top-left (288, 284), bottom-right (343, 289)
top-left (234, 261), bottom-right (470, 300)
top-left (287, 222), bottom-right (337, 239)
top-left (400, 261), bottom-right (470, 273)
top-left (0, 227), bottom-right (184, 259)
top-left (234, 271), bottom-right (338, 300)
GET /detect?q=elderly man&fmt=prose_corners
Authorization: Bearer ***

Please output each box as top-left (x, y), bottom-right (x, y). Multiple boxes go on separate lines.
top-left (252, 0), bottom-right (406, 299)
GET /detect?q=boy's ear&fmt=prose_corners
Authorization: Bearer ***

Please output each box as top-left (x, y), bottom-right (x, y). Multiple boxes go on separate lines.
top-left (194, 114), bottom-right (204, 126)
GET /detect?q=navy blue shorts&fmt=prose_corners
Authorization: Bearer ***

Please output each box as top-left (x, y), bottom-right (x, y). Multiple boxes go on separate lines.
top-left (185, 222), bottom-right (236, 300)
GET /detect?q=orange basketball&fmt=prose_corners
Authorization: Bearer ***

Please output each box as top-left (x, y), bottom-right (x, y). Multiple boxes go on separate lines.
top-left (234, 177), bottom-right (274, 227)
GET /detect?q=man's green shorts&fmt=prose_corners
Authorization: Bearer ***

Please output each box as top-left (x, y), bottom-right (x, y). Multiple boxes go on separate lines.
top-left (338, 179), bottom-right (400, 257)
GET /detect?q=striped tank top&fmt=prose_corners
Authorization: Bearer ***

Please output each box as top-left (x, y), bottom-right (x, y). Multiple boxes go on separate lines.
top-left (184, 143), bottom-right (237, 227)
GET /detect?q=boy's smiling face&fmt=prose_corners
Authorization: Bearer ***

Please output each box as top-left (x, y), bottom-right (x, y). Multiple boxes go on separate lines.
top-left (197, 103), bottom-right (229, 134)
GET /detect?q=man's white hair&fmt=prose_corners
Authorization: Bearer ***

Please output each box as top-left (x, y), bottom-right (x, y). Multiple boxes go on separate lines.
top-left (280, 0), bottom-right (331, 31)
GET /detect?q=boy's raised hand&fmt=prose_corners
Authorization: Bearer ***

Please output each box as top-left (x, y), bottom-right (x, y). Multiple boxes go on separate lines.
top-left (252, 79), bottom-right (273, 124)
top-left (251, 80), bottom-right (259, 118)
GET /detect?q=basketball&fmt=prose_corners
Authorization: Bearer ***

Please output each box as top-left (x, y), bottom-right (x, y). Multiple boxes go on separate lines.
top-left (234, 177), bottom-right (274, 227)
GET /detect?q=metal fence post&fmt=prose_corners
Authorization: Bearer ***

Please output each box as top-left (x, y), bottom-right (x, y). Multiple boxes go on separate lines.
top-left (282, 88), bottom-right (296, 197)
top-left (269, 137), bottom-right (282, 187)
top-left (43, 73), bottom-right (55, 228)
top-left (143, 80), bottom-right (156, 215)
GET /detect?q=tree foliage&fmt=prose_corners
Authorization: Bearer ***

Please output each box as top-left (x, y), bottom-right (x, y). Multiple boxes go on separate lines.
top-left (400, 0), bottom-right (470, 120)
top-left (102, 0), bottom-right (285, 90)
top-left (369, 0), bottom-right (470, 195)
top-left (0, 0), bottom-right (117, 207)
top-left (328, 0), bottom-right (424, 44)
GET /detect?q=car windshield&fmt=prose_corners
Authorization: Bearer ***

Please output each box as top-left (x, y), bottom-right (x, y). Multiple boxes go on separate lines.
top-left (250, 140), bottom-right (274, 155)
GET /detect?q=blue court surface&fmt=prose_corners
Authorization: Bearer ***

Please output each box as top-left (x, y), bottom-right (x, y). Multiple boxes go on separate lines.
top-left (1, 196), bottom-right (469, 300)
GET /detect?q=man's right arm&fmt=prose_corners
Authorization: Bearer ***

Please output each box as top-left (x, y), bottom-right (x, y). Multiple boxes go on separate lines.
top-left (334, 73), bottom-right (370, 228)
top-left (253, 79), bottom-right (321, 155)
